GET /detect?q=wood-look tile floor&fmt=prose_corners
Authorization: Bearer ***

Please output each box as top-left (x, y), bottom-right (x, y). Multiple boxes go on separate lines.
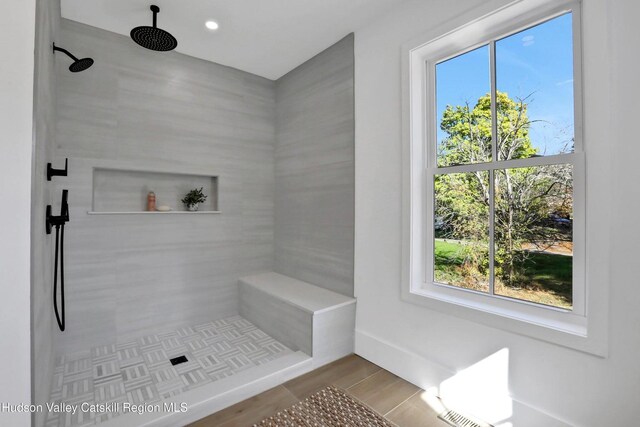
top-left (190, 354), bottom-right (447, 427)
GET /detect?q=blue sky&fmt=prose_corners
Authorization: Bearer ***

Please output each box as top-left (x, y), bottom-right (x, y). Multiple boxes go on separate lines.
top-left (436, 13), bottom-right (574, 157)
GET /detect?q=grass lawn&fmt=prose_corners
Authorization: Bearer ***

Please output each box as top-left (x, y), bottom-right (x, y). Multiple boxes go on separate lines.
top-left (434, 239), bottom-right (573, 309)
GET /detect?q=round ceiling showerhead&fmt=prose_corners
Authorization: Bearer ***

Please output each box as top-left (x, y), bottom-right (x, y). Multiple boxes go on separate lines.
top-left (69, 57), bottom-right (94, 73)
top-left (130, 5), bottom-right (178, 52)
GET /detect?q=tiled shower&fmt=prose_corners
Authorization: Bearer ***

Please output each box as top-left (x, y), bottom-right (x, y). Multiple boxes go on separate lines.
top-left (32, 1), bottom-right (354, 425)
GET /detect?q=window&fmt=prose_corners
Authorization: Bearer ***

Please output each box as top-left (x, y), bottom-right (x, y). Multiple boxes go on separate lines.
top-left (432, 13), bottom-right (578, 311)
top-left (401, 0), bottom-right (606, 354)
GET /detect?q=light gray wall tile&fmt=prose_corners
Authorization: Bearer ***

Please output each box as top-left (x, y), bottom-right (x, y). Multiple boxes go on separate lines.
top-left (274, 34), bottom-right (355, 297)
top-left (312, 303), bottom-right (356, 367)
top-left (239, 282), bottom-right (312, 355)
top-left (54, 19), bottom-right (276, 354)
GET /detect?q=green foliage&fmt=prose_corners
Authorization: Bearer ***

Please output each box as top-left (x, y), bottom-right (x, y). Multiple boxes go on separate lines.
top-left (436, 92), bottom-right (572, 288)
top-left (181, 187), bottom-right (207, 206)
top-left (438, 92), bottom-right (536, 166)
top-left (435, 172), bottom-right (489, 276)
top-left (434, 240), bottom-right (572, 308)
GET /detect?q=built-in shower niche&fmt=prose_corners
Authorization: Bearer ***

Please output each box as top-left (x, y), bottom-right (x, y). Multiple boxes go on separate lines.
top-left (90, 167), bottom-right (219, 214)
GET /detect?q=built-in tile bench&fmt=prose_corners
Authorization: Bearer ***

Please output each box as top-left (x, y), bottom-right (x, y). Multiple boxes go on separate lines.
top-left (239, 272), bottom-right (356, 368)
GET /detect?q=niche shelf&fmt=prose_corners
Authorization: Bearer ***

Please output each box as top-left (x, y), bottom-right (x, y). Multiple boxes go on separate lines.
top-left (89, 167), bottom-right (219, 215)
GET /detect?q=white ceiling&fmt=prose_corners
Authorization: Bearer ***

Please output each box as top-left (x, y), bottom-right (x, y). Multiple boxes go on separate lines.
top-left (61, 0), bottom-right (403, 80)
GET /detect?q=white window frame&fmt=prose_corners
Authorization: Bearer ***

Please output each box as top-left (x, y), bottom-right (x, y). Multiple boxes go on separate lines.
top-left (401, 0), bottom-right (608, 356)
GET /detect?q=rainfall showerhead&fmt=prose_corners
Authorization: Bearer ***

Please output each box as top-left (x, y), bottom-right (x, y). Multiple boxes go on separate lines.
top-left (130, 5), bottom-right (178, 52)
top-left (68, 57), bottom-right (94, 73)
top-left (53, 43), bottom-right (94, 73)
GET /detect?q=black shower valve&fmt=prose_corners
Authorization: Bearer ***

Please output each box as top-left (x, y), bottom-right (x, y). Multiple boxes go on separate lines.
top-left (46, 190), bottom-right (70, 235)
top-left (47, 158), bottom-right (68, 181)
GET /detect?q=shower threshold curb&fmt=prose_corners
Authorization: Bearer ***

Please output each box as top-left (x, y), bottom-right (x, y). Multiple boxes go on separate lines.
top-left (96, 351), bottom-right (312, 427)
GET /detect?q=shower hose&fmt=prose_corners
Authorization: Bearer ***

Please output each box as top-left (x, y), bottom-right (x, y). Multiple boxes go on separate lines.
top-left (53, 222), bottom-right (65, 331)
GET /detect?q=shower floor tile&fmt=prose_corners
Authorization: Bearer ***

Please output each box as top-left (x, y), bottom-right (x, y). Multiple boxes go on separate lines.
top-left (45, 315), bottom-right (293, 427)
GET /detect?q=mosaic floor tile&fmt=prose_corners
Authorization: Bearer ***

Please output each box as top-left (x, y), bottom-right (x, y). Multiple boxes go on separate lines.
top-left (63, 358), bottom-right (92, 379)
top-left (94, 380), bottom-right (126, 403)
top-left (141, 347), bottom-right (169, 368)
top-left (93, 373), bottom-right (123, 388)
top-left (93, 398), bottom-right (126, 425)
top-left (208, 339), bottom-right (233, 353)
top-left (58, 394), bottom-right (96, 427)
top-left (184, 338), bottom-right (209, 354)
top-left (61, 377), bottom-right (93, 399)
top-left (155, 377), bottom-right (186, 399)
top-left (116, 345), bottom-right (144, 367)
top-left (176, 326), bottom-right (199, 339)
top-left (157, 330), bottom-right (179, 340)
top-left (199, 356), bottom-right (234, 380)
top-left (93, 359), bottom-right (119, 380)
top-left (126, 382), bottom-right (160, 405)
top-left (243, 347), bottom-right (272, 364)
top-left (138, 334), bottom-right (160, 348)
top-left (91, 345), bottom-right (117, 364)
top-left (223, 353), bottom-right (255, 372)
top-left (172, 354), bottom-right (202, 375)
top-left (121, 362), bottom-right (150, 384)
top-left (180, 368), bottom-right (213, 390)
top-left (48, 315), bottom-right (293, 426)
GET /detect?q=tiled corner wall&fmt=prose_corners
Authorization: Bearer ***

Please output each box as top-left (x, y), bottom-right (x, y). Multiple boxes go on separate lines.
top-left (274, 34), bottom-right (355, 297)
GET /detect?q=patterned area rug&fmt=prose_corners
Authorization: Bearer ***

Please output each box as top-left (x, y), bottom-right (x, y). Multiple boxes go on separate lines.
top-left (254, 386), bottom-right (396, 426)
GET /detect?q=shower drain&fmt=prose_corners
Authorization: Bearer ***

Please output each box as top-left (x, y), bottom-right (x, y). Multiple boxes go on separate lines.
top-left (438, 409), bottom-right (494, 427)
top-left (170, 355), bottom-right (188, 366)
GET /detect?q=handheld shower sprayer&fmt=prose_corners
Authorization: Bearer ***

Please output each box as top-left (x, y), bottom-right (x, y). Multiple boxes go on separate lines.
top-left (47, 190), bottom-right (70, 331)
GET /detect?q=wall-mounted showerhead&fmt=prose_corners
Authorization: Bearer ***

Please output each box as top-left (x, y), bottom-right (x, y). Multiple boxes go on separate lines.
top-left (68, 57), bottom-right (94, 73)
top-left (53, 43), bottom-right (94, 73)
top-left (130, 5), bottom-right (178, 52)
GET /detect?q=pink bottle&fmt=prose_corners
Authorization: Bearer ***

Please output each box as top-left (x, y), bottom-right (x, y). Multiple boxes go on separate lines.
top-left (147, 191), bottom-right (156, 211)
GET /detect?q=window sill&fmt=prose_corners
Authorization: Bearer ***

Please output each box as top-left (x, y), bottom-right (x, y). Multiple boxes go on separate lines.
top-left (420, 282), bottom-right (585, 333)
top-left (400, 283), bottom-right (605, 357)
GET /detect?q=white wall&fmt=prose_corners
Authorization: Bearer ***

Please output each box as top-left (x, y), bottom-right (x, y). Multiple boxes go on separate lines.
top-left (0, 0), bottom-right (36, 426)
top-left (354, 0), bottom-right (640, 425)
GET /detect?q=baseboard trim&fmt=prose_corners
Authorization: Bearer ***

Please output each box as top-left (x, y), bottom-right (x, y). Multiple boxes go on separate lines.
top-left (355, 330), bottom-right (570, 427)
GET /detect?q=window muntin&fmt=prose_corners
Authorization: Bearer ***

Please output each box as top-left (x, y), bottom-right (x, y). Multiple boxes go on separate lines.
top-left (430, 13), bottom-right (577, 311)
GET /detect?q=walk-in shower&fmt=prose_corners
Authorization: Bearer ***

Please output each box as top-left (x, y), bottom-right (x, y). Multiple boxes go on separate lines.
top-left (30, 2), bottom-right (355, 426)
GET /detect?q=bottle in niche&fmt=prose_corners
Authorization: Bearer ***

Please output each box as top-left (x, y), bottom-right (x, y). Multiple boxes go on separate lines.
top-left (147, 191), bottom-right (156, 211)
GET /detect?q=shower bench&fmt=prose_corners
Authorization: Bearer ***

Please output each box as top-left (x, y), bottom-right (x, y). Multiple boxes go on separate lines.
top-left (94, 275), bottom-right (355, 426)
top-left (239, 272), bottom-right (356, 368)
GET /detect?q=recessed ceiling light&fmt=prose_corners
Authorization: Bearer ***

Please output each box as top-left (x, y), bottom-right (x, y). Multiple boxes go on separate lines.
top-left (205, 20), bottom-right (219, 31)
